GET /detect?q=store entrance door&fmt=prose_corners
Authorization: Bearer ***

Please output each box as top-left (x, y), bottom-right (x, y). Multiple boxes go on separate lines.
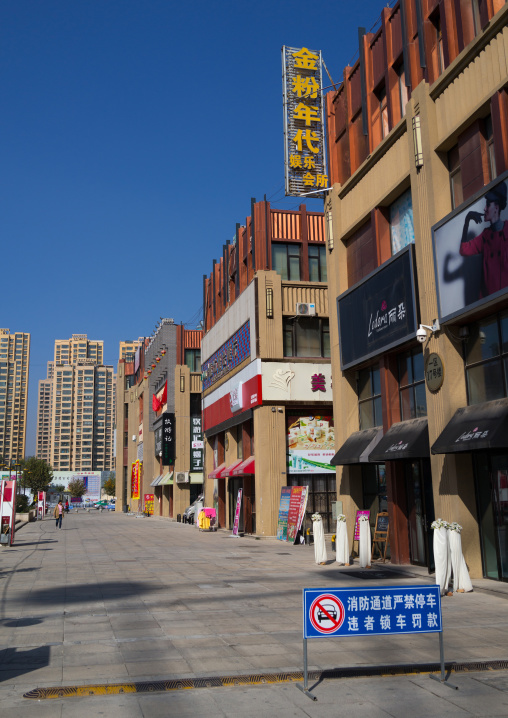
top-left (405, 459), bottom-right (435, 571)
top-left (474, 453), bottom-right (508, 581)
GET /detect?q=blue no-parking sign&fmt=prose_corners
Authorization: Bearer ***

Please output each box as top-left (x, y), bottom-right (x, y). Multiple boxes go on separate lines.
top-left (303, 585), bottom-right (441, 639)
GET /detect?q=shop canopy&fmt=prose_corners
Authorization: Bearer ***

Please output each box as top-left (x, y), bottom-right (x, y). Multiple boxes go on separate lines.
top-left (231, 455), bottom-right (255, 476)
top-left (208, 463), bottom-right (226, 480)
top-left (330, 428), bottom-right (383, 465)
top-left (431, 398), bottom-right (508, 454)
top-left (222, 459), bottom-right (244, 477)
top-left (369, 418), bottom-right (429, 462)
top-left (150, 475), bottom-right (163, 487)
top-left (159, 471), bottom-right (174, 485)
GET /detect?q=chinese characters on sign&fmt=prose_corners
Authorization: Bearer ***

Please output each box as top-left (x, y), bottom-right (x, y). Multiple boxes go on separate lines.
top-left (162, 413), bottom-right (175, 465)
top-left (201, 321), bottom-right (250, 391)
top-left (304, 585), bottom-right (441, 639)
top-left (191, 415), bottom-right (204, 472)
top-left (131, 460), bottom-right (140, 501)
top-left (425, 353), bottom-right (444, 392)
top-left (311, 373), bottom-right (326, 392)
top-left (144, 494), bottom-right (154, 515)
top-left (282, 46), bottom-right (327, 196)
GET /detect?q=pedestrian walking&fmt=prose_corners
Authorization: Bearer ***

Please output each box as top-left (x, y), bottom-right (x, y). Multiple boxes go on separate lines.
top-left (54, 500), bottom-right (64, 529)
top-left (64, 499), bottom-right (69, 513)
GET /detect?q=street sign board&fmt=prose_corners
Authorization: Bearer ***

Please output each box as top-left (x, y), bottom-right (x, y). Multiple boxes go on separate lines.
top-left (303, 585), bottom-right (441, 639)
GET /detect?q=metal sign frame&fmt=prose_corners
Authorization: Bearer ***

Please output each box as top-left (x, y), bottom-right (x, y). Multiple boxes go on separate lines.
top-left (298, 585), bottom-right (456, 700)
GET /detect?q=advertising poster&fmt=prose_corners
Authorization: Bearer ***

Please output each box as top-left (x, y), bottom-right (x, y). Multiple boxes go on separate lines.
top-left (287, 415), bottom-right (335, 473)
top-left (287, 486), bottom-right (308, 543)
top-left (131, 461), bottom-right (140, 500)
top-left (433, 174), bottom-right (508, 323)
top-left (232, 488), bottom-right (243, 537)
top-left (276, 487), bottom-right (292, 540)
top-left (144, 493), bottom-right (154, 515)
top-left (354, 510), bottom-right (370, 541)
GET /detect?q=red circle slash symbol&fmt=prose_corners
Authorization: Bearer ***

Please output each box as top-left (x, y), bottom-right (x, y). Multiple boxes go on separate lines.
top-left (309, 594), bottom-right (345, 634)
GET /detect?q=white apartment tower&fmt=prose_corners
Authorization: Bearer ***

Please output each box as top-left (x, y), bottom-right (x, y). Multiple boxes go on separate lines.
top-left (0, 329), bottom-right (30, 463)
top-left (36, 335), bottom-right (115, 471)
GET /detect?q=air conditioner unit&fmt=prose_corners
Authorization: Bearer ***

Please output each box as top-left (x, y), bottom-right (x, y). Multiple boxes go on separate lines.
top-left (176, 471), bottom-right (190, 484)
top-left (296, 302), bottom-right (316, 316)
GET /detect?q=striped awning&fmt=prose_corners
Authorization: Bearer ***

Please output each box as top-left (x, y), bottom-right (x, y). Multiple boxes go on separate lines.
top-left (158, 471), bottom-right (174, 485)
top-left (150, 475), bottom-right (163, 487)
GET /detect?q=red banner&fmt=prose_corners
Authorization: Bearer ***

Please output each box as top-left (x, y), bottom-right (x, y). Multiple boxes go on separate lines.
top-left (131, 461), bottom-right (140, 500)
top-left (144, 494), bottom-right (154, 515)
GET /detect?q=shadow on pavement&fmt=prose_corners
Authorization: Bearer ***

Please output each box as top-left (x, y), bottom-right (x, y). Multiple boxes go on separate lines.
top-left (0, 646), bottom-right (50, 682)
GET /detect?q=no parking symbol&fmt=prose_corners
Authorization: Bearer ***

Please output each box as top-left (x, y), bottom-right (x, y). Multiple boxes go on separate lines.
top-left (309, 593), bottom-right (345, 634)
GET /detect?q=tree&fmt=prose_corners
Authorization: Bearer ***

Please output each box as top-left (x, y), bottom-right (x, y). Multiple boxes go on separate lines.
top-left (103, 476), bottom-right (116, 497)
top-left (20, 457), bottom-right (53, 498)
top-left (67, 479), bottom-right (86, 499)
top-left (52, 484), bottom-right (65, 494)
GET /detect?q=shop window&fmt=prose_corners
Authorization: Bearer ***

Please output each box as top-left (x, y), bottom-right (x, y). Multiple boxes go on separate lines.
top-left (472, 0), bottom-right (481, 37)
top-left (484, 115), bottom-right (497, 182)
top-left (283, 317), bottom-right (330, 358)
top-left (448, 145), bottom-right (463, 209)
top-left (358, 364), bottom-right (382, 429)
top-left (308, 245), bottom-right (327, 282)
top-left (372, 83), bottom-right (389, 144)
top-left (272, 243), bottom-right (301, 281)
top-left (390, 189), bottom-right (414, 255)
top-left (464, 311), bottom-right (508, 405)
top-left (236, 424), bottom-right (243, 460)
top-left (431, 13), bottom-right (445, 76)
top-left (185, 349), bottom-right (201, 373)
top-left (398, 347), bottom-right (427, 420)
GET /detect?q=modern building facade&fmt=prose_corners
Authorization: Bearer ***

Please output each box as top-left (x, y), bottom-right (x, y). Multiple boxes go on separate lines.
top-left (323, 1), bottom-right (508, 580)
top-left (0, 328), bottom-right (30, 463)
top-left (201, 200), bottom-right (332, 534)
top-left (119, 340), bottom-right (142, 361)
top-left (115, 322), bottom-right (203, 517)
top-left (36, 335), bottom-right (115, 472)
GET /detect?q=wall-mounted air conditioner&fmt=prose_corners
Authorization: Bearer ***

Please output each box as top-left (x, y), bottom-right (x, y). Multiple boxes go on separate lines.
top-left (176, 471), bottom-right (190, 484)
top-left (295, 302), bottom-right (316, 316)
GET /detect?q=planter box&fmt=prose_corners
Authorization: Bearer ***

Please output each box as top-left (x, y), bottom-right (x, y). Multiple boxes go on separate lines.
top-left (18, 510), bottom-right (36, 522)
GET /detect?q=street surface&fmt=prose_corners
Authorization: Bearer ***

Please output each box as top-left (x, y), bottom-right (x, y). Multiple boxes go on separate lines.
top-left (1, 511), bottom-right (508, 717)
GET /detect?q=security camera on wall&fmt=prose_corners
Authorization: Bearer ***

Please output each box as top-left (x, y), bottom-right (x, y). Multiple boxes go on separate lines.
top-left (416, 326), bottom-right (427, 343)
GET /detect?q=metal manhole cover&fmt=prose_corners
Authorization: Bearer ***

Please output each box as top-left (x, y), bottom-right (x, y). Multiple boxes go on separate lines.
top-left (225, 556), bottom-right (251, 560)
top-left (276, 552), bottom-right (292, 555)
top-left (341, 570), bottom-right (409, 580)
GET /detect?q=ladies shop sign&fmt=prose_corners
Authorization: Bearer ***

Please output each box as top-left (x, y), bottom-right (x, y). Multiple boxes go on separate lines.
top-left (337, 245), bottom-right (418, 370)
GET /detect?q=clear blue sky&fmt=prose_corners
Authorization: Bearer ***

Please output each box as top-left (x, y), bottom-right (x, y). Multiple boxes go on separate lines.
top-left (1, 0), bottom-right (387, 454)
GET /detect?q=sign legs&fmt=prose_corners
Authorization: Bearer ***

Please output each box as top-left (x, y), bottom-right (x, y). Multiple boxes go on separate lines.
top-left (296, 638), bottom-right (317, 701)
top-left (429, 631), bottom-right (458, 690)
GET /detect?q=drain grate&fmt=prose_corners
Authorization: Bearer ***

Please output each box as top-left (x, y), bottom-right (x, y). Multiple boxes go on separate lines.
top-left (23, 659), bottom-right (508, 700)
top-left (341, 570), bottom-right (410, 580)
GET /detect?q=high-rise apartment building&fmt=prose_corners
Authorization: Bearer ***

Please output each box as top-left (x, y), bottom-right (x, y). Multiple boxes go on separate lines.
top-left (0, 329), bottom-right (30, 463)
top-left (35, 335), bottom-right (115, 471)
top-left (36, 362), bottom-right (53, 463)
top-left (119, 339), bottom-right (142, 361)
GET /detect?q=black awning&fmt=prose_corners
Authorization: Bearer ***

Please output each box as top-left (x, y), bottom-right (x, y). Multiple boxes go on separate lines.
top-left (331, 428), bottom-right (383, 466)
top-left (431, 398), bottom-right (508, 454)
top-left (369, 418), bottom-right (429, 462)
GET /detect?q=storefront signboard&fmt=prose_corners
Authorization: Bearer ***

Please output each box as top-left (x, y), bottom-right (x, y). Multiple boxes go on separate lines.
top-left (337, 245), bottom-right (418, 370)
top-left (232, 488), bottom-right (243, 537)
top-left (282, 46), bottom-right (327, 197)
top-left (162, 413), bottom-right (175, 465)
top-left (287, 486), bottom-right (308, 543)
top-left (432, 172), bottom-right (508, 324)
top-left (287, 415), bottom-right (335, 473)
top-left (191, 415), bottom-right (204, 471)
top-left (201, 321), bottom-right (250, 391)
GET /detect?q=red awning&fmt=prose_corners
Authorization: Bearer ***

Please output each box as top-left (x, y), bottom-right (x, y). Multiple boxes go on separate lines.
top-left (231, 455), bottom-right (255, 476)
top-left (208, 462), bottom-right (226, 480)
top-left (222, 459), bottom-right (244, 477)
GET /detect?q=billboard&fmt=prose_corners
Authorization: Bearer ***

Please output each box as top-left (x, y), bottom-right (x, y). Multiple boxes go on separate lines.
top-left (337, 245), bottom-right (418, 370)
top-left (287, 415), bottom-right (335, 473)
top-left (433, 172), bottom-right (508, 323)
top-left (282, 46), bottom-right (327, 196)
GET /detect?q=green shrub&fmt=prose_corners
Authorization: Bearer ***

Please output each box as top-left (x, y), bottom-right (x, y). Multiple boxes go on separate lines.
top-left (16, 495), bottom-right (30, 513)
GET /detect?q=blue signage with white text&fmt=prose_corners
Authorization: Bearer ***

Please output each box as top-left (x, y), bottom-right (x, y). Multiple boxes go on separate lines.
top-left (303, 585), bottom-right (441, 639)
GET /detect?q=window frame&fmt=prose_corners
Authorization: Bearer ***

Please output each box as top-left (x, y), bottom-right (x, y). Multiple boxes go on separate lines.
top-left (272, 242), bottom-right (301, 282)
top-left (283, 316), bottom-right (330, 359)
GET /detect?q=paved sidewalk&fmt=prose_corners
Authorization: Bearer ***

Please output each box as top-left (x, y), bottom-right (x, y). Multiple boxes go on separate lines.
top-left (1, 511), bottom-right (508, 717)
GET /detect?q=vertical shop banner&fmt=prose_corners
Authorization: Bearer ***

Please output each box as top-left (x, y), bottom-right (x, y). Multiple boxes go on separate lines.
top-left (0, 479), bottom-right (17, 546)
top-left (191, 415), bottom-right (204, 471)
top-left (354, 510), bottom-right (370, 541)
top-left (277, 487), bottom-right (292, 540)
top-left (163, 412), bottom-right (175, 465)
top-left (282, 46), bottom-right (327, 197)
top-left (232, 488), bottom-right (243, 537)
top-left (131, 461), bottom-right (140, 500)
top-left (287, 486), bottom-right (309, 543)
top-left (288, 415), bottom-right (335, 473)
top-left (144, 494), bottom-right (154, 515)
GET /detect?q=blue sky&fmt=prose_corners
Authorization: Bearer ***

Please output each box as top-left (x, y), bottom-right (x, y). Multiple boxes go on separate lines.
top-left (1, 0), bottom-right (387, 454)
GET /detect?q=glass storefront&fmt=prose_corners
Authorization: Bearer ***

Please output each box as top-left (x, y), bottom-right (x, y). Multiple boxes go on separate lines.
top-left (288, 474), bottom-right (337, 533)
top-left (404, 459), bottom-right (435, 571)
top-left (474, 452), bottom-right (508, 581)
